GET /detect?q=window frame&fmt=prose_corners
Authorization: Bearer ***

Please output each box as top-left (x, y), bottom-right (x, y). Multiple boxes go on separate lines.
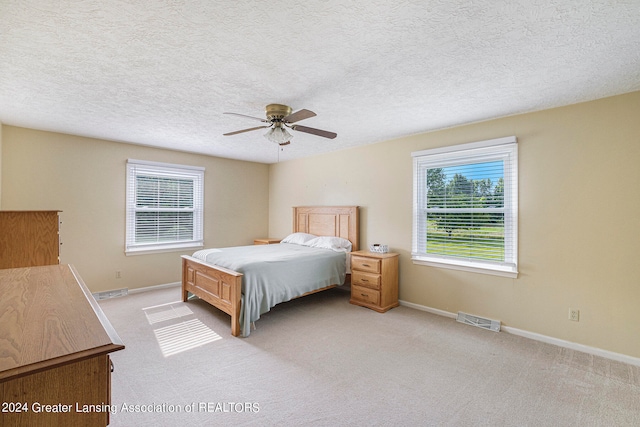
top-left (412, 136), bottom-right (518, 278)
top-left (125, 159), bottom-right (204, 255)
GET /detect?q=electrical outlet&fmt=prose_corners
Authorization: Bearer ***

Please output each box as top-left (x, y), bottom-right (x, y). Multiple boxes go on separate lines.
top-left (569, 308), bottom-right (580, 322)
top-left (116, 271), bottom-right (122, 279)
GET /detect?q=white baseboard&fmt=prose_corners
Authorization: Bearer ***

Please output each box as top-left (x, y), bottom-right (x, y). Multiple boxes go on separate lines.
top-left (400, 300), bottom-right (458, 319)
top-left (127, 281), bottom-right (181, 294)
top-left (399, 300), bottom-right (640, 368)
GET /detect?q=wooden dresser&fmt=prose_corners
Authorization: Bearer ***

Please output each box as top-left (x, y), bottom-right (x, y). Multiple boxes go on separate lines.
top-left (0, 211), bottom-right (61, 268)
top-left (349, 250), bottom-right (399, 312)
top-left (0, 264), bottom-right (124, 426)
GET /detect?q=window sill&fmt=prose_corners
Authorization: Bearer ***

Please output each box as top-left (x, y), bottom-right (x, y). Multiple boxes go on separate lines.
top-left (126, 242), bottom-right (203, 256)
top-left (412, 257), bottom-right (518, 278)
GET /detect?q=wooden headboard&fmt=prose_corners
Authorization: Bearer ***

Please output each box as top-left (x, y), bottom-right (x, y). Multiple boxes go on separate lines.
top-left (292, 206), bottom-right (360, 251)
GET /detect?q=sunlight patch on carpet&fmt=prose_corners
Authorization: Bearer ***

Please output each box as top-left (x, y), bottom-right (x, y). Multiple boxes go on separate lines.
top-left (143, 301), bottom-right (194, 325)
top-left (153, 319), bottom-right (222, 357)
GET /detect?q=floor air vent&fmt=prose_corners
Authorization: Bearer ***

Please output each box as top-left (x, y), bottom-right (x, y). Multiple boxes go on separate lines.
top-left (456, 312), bottom-right (501, 332)
top-left (93, 288), bottom-right (128, 300)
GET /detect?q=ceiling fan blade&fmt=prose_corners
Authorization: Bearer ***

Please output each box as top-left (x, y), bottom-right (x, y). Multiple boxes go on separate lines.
top-left (283, 109), bottom-right (316, 124)
top-left (291, 125), bottom-right (337, 139)
top-left (223, 112), bottom-right (269, 123)
top-left (223, 125), bottom-right (270, 136)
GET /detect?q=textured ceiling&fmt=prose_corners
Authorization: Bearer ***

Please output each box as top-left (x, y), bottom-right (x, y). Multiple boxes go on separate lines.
top-left (1, 1), bottom-right (639, 164)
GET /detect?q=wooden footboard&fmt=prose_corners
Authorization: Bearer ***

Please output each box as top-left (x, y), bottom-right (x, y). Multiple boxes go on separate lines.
top-left (181, 255), bottom-right (243, 336)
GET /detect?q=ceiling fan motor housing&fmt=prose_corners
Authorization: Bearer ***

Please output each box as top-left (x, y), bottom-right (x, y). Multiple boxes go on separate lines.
top-left (265, 104), bottom-right (292, 121)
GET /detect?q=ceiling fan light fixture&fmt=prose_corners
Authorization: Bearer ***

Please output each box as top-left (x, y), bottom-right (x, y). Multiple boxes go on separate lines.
top-left (264, 126), bottom-right (292, 145)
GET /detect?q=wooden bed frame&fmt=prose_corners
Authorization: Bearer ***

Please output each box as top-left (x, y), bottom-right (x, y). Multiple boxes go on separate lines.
top-left (182, 206), bottom-right (359, 336)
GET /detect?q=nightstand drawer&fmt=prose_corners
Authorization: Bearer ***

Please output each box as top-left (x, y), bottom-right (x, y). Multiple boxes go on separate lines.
top-left (351, 256), bottom-right (381, 273)
top-left (351, 285), bottom-right (380, 306)
top-left (352, 270), bottom-right (381, 289)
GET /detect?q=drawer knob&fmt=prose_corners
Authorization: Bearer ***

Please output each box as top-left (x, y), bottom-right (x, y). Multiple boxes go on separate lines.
top-left (361, 293), bottom-right (368, 297)
top-left (362, 264), bottom-right (370, 267)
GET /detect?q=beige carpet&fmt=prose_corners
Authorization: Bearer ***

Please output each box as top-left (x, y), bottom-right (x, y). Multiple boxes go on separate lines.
top-left (98, 285), bottom-right (639, 426)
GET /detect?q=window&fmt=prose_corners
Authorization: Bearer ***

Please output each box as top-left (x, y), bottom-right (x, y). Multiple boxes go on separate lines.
top-left (126, 159), bottom-right (204, 255)
top-left (412, 136), bottom-right (518, 277)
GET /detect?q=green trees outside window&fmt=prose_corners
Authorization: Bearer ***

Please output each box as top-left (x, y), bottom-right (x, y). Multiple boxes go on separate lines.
top-left (425, 161), bottom-right (505, 261)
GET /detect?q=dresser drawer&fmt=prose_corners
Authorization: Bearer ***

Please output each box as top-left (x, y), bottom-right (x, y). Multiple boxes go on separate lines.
top-left (351, 285), bottom-right (380, 306)
top-left (352, 270), bottom-right (381, 289)
top-left (351, 256), bottom-right (381, 273)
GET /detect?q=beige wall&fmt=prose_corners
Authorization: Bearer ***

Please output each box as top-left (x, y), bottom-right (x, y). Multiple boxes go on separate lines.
top-left (0, 122), bottom-right (2, 207)
top-left (269, 91), bottom-right (640, 358)
top-left (1, 126), bottom-right (269, 292)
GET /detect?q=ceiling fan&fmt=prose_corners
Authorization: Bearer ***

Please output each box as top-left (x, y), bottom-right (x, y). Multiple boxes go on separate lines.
top-left (223, 104), bottom-right (337, 146)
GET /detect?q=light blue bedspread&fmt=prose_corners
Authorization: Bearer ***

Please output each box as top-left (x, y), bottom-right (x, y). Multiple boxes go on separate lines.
top-left (192, 243), bottom-right (347, 336)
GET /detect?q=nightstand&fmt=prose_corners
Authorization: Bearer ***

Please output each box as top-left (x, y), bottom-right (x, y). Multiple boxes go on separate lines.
top-left (349, 250), bottom-right (399, 312)
top-left (253, 238), bottom-right (281, 245)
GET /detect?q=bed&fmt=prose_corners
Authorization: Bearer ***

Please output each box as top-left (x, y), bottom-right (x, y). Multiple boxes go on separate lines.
top-left (181, 206), bottom-right (359, 337)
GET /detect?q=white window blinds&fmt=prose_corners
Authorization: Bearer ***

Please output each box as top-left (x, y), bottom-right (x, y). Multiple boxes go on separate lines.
top-left (412, 136), bottom-right (518, 277)
top-left (126, 159), bottom-right (204, 254)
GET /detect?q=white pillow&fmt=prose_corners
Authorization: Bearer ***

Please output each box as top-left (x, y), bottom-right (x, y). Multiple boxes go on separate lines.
top-left (280, 232), bottom-right (317, 245)
top-left (304, 236), bottom-right (353, 252)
